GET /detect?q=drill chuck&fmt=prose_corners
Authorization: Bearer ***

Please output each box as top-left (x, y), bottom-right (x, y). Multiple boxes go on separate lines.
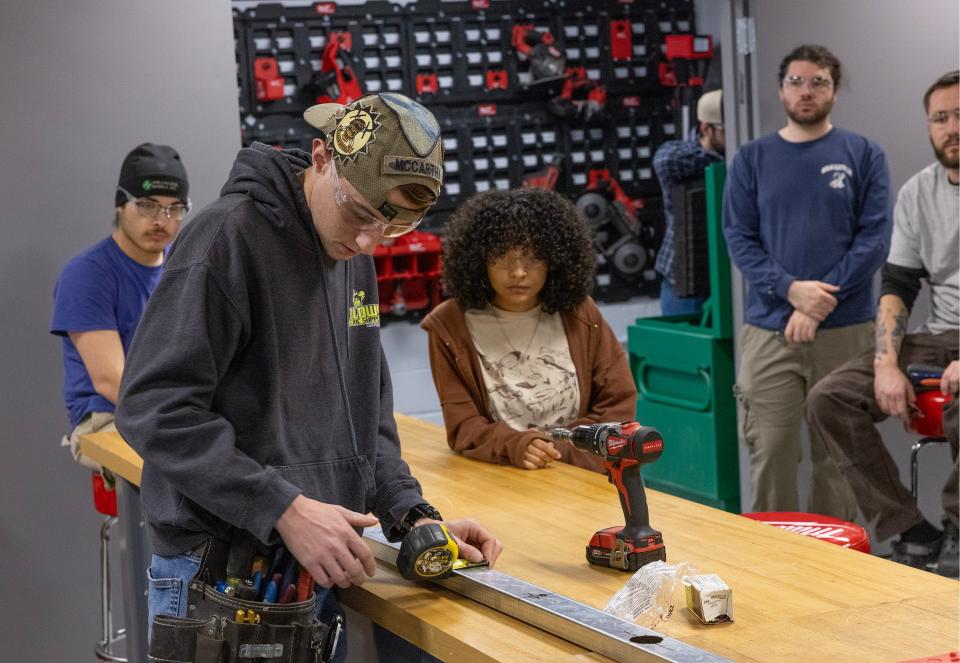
top-left (549, 425), bottom-right (612, 455)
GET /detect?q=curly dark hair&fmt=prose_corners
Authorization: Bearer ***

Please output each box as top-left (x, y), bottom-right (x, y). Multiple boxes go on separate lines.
top-left (442, 188), bottom-right (596, 314)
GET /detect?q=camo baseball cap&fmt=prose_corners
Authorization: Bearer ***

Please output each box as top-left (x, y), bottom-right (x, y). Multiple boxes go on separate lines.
top-left (303, 93), bottom-right (443, 220)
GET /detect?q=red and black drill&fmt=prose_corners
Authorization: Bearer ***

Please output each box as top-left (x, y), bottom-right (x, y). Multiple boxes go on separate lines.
top-left (549, 422), bottom-right (666, 571)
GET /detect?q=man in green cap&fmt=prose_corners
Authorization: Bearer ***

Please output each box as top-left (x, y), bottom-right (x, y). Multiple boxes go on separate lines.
top-left (117, 94), bottom-right (502, 658)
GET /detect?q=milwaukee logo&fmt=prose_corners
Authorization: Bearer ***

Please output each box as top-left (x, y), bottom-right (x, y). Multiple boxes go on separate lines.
top-left (607, 437), bottom-right (627, 453)
top-left (642, 439), bottom-right (663, 454)
top-left (383, 156), bottom-right (442, 184)
top-left (770, 524), bottom-right (850, 544)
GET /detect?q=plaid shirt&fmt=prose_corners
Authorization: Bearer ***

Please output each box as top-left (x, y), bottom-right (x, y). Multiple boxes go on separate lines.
top-left (652, 131), bottom-right (722, 281)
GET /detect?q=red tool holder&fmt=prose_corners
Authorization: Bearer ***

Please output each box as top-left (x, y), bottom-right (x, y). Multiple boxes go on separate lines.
top-left (315, 31), bottom-right (362, 104)
top-left (485, 70), bottom-right (508, 91)
top-left (609, 20), bottom-right (633, 61)
top-left (253, 57), bottom-right (285, 102)
top-left (664, 34), bottom-right (713, 60)
top-left (416, 73), bottom-right (439, 95)
top-left (373, 230), bottom-right (443, 318)
top-left (659, 34), bottom-right (713, 87)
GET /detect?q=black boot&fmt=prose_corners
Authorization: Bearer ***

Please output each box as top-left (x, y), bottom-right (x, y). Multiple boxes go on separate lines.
top-left (935, 518), bottom-right (959, 578)
top-left (890, 519), bottom-right (942, 569)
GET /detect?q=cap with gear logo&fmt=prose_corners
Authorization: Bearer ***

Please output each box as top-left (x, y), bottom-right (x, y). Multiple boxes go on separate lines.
top-left (304, 93), bottom-right (444, 212)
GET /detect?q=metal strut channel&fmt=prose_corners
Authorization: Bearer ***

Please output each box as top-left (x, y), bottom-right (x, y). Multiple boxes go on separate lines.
top-left (363, 528), bottom-right (731, 663)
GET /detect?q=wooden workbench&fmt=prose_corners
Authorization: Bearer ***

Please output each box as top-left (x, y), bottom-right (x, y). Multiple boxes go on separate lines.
top-left (82, 414), bottom-right (960, 662)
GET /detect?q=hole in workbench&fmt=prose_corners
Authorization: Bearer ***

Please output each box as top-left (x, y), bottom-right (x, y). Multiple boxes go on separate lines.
top-left (630, 635), bottom-right (663, 645)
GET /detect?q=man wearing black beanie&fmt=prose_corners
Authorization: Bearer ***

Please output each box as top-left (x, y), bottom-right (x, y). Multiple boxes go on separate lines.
top-left (51, 142), bottom-right (190, 471)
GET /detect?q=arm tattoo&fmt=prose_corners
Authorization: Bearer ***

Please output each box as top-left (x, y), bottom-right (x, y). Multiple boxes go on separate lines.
top-left (875, 296), bottom-right (909, 362)
top-left (891, 310), bottom-right (908, 356)
top-left (875, 320), bottom-right (888, 357)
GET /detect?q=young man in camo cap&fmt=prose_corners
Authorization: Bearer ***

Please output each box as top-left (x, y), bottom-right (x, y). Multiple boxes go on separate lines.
top-left (116, 93), bottom-right (502, 654)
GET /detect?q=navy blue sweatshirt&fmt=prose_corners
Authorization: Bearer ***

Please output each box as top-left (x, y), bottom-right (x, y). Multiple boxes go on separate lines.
top-left (722, 128), bottom-right (891, 331)
top-left (116, 144), bottom-right (427, 555)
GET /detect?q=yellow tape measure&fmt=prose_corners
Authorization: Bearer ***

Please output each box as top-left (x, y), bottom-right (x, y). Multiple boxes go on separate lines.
top-left (397, 523), bottom-right (459, 580)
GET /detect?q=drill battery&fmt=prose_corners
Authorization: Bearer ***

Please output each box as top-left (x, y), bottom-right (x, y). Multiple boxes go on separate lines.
top-left (587, 525), bottom-right (666, 571)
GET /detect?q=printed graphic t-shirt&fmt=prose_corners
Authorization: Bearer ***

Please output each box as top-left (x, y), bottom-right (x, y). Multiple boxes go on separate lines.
top-left (464, 304), bottom-right (580, 431)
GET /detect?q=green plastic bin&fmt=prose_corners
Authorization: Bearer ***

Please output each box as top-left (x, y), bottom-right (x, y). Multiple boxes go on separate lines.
top-left (628, 162), bottom-right (740, 512)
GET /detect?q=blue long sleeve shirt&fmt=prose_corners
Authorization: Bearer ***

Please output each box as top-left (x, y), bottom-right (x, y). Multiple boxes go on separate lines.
top-left (722, 127), bottom-right (891, 331)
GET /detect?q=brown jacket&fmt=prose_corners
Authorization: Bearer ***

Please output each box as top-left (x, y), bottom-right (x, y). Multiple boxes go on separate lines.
top-left (420, 297), bottom-right (638, 473)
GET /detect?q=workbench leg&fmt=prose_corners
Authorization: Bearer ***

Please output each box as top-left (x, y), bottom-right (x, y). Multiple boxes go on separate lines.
top-left (117, 479), bottom-right (149, 663)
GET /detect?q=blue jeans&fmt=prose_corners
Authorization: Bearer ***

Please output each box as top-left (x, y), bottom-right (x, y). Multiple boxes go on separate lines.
top-left (147, 552), bottom-right (347, 662)
top-left (659, 278), bottom-right (706, 317)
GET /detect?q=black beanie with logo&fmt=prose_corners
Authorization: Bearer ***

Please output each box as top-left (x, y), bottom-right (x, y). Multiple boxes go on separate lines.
top-left (115, 143), bottom-right (189, 207)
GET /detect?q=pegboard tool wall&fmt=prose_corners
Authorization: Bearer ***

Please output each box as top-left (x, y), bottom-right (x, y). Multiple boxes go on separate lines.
top-left (235, 0), bottom-right (700, 297)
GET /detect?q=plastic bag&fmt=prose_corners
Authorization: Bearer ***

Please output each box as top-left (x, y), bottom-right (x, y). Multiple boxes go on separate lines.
top-left (603, 561), bottom-right (698, 627)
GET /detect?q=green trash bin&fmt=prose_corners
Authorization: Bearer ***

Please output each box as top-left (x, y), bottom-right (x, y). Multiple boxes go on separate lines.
top-left (628, 162), bottom-right (740, 512)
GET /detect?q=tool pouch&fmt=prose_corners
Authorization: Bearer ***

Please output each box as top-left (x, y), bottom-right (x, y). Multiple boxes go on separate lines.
top-left (148, 540), bottom-right (339, 663)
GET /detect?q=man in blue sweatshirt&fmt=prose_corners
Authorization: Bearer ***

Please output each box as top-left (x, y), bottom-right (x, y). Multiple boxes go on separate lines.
top-left (116, 94), bottom-right (502, 658)
top-left (723, 45), bottom-right (891, 517)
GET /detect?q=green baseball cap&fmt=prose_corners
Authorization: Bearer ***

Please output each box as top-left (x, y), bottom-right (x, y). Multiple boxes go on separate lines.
top-left (303, 93), bottom-right (444, 218)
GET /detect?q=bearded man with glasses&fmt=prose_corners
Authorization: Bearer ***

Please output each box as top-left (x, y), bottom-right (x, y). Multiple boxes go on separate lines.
top-left (808, 71), bottom-right (959, 577)
top-left (115, 93), bottom-right (501, 659)
top-left (723, 44), bottom-right (892, 519)
top-left (51, 142), bottom-right (189, 471)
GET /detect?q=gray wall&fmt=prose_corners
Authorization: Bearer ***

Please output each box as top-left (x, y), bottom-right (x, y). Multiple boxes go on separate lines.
top-left (0, 2), bottom-right (240, 660)
top-left (2, 0), bottom-right (956, 659)
top-left (741, 0), bottom-right (959, 534)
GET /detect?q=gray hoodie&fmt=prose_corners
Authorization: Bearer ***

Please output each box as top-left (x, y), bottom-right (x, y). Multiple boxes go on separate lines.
top-left (117, 143), bottom-right (426, 555)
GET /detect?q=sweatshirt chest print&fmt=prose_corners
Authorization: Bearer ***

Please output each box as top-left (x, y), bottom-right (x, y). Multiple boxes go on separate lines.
top-left (821, 163), bottom-right (853, 190)
top-left (349, 289), bottom-right (380, 328)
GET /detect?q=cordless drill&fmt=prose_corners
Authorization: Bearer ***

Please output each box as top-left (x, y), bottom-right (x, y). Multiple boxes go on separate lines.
top-left (549, 422), bottom-right (666, 571)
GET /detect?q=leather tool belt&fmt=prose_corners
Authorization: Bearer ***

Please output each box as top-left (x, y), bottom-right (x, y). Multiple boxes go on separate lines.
top-left (148, 539), bottom-right (341, 663)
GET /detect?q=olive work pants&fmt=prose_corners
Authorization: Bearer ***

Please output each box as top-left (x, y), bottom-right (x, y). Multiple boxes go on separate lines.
top-left (736, 322), bottom-right (874, 518)
top-left (806, 331), bottom-right (959, 542)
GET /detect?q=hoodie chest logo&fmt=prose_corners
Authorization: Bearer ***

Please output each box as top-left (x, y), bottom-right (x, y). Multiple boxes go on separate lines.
top-left (349, 289), bottom-right (380, 328)
top-left (330, 106), bottom-right (380, 162)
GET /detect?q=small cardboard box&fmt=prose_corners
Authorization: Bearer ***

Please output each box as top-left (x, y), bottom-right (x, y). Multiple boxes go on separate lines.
top-left (683, 574), bottom-right (734, 624)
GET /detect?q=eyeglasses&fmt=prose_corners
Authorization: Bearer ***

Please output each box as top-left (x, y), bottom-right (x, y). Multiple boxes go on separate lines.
top-left (928, 108), bottom-right (960, 125)
top-left (329, 165), bottom-right (428, 238)
top-left (782, 75), bottom-right (834, 92)
top-left (118, 187), bottom-right (190, 220)
top-left (489, 252), bottom-right (545, 272)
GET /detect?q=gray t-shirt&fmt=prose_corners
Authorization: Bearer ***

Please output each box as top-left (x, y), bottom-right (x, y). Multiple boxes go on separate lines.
top-left (888, 162), bottom-right (959, 333)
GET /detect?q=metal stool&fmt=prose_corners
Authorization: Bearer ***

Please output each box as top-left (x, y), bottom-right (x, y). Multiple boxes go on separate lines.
top-left (92, 472), bottom-right (127, 662)
top-left (908, 389), bottom-right (952, 501)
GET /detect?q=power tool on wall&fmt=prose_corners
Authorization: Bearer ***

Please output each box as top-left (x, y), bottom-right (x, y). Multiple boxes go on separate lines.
top-left (313, 31), bottom-right (362, 105)
top-left (575, 171), bottom-right (657, 301)
top-left (511, 23), bottom-right (566, 85)
top-left (549, 422), bottom-right (667, 571)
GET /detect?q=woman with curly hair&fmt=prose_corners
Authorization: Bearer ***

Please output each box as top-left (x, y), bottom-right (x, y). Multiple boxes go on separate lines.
top-left (420, 188), bottom-right (637, 473)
